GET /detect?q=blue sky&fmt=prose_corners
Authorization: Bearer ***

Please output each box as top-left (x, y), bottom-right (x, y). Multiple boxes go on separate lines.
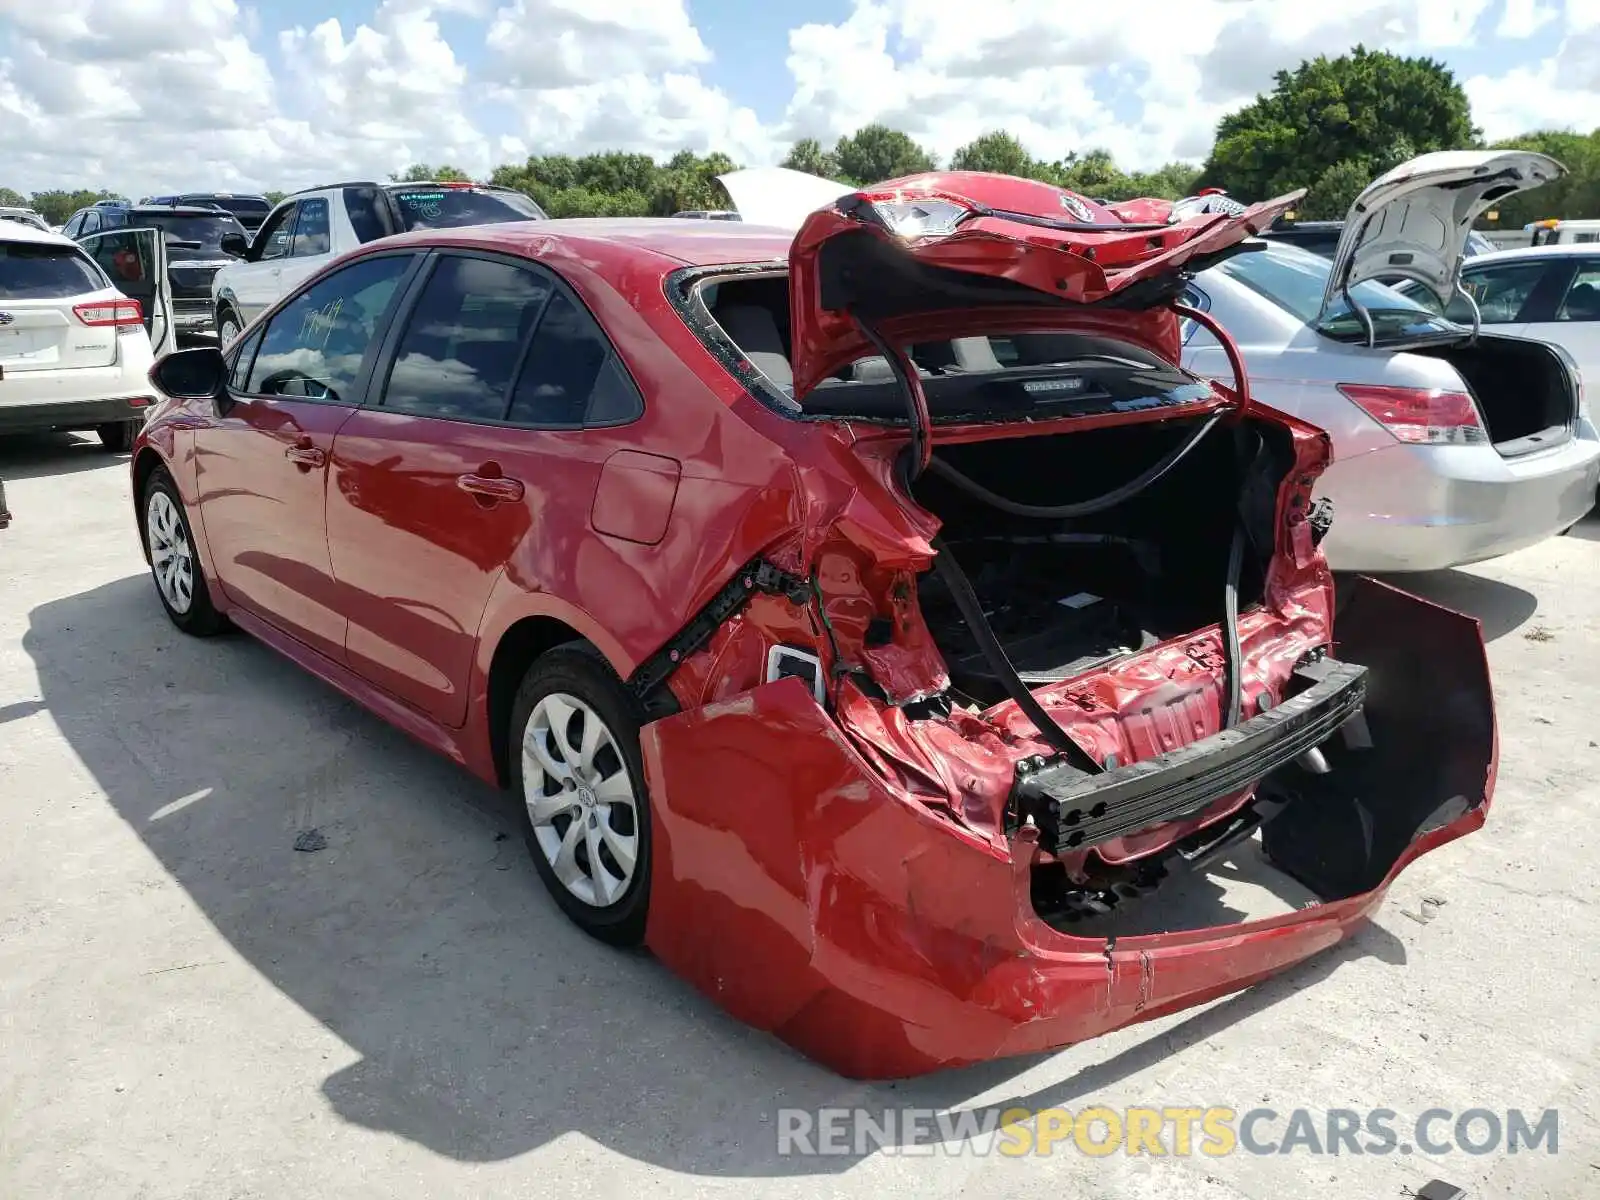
top-left (1, 1), bottom-right (1596, 196)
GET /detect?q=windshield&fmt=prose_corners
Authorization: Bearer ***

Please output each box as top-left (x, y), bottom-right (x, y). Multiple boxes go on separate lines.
top-left (0, 243), bottom-right (105, 298)
top-left (1214, 242), bottom-right (1459, 341)
top-left (137, 213), bottom-right (247, 254)
top-left (389, 187), bottom-right (546, 231)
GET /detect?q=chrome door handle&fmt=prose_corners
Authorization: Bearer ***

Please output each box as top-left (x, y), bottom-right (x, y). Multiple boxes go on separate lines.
top-left (457, 473), bottom-right (524, 502)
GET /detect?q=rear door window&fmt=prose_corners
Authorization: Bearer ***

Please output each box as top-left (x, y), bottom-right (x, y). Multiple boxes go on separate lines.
top-left (246, 255), bottom-right (413, 401)
top-left (0, 242), bottom-right (107, 298)
top-left (1554, 264), bottom-right (1600, 321)
top-left (507, 291), bottom-right (644, 427)
top-left (380, 255), bottom-right (553, 422)
top-left (83, 231), bottom-right (152, 288)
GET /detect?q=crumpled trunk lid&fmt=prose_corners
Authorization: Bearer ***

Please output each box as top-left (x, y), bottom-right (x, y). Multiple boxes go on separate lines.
top-left (786, 171), bottom-right (1303, 397)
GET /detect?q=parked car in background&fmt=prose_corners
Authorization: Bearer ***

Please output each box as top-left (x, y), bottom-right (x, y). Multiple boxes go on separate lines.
top-left (669, 209), bottom-right (741, 220)
top-left (61, 203), bottom-right (247, 342)
top-left (1182, 152), bottom-right (1597, 572)
top-left (1, 207), bottom-right (51, 232)
top-left (1390, 243), bottom-right (1600, 389)
top-left (0, 220), bottom-right (171, 450)
top-left (143, 192), bottom-right (273, 233)
top-left (1261, 216), bottom-right (1497, 269)
top-left (210, 179), bottom-right (548, 344)
top-left (131, 175), bottom-right (1496, 1079)
top-left (1525, 218), bottom-right (1600, 247)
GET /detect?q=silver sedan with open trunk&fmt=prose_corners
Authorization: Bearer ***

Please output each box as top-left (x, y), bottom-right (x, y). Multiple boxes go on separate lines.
top-left (1181, 151), bottom-right (1598, 572)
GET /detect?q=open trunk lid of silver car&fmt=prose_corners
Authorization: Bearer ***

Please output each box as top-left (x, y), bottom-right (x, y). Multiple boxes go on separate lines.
top-left (1319, 150), bottom-right (1565, 333)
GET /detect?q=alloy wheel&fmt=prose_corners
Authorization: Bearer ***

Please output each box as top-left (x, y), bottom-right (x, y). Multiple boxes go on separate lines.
top-left (521, 692), bottom-right (640, 908)
top-left (219, 316), bottom-right (240, 346)
top-left (146, 491), bottom-right (195, 615)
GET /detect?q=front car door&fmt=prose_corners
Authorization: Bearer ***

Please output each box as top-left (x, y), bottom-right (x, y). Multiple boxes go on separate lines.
top-left (78, 228), bottom-right (176, 355)
top-left (326, 250), bottom-right (644, 725)
top-left (229, 201), bottom-right (299, 323)
top-left (1452, 257), bottom-right (1567, 336)
top-left (279, 195), bottom-right (334, 298)
top-left (193, 252), bottom-right (420, 661)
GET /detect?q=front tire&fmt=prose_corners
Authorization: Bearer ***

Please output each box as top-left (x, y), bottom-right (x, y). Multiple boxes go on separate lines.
top-left (141, 467), bottom-right (228, 636)
top-left (217, 308), bottom-right (242, 348)
top-left (97, 421), bottom-right (137, 452)
top-left (509, 646), bottom-right (651, 946)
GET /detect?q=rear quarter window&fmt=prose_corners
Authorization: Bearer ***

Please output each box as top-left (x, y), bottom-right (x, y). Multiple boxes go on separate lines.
top-left (0, 243), bottom-right (107, 299)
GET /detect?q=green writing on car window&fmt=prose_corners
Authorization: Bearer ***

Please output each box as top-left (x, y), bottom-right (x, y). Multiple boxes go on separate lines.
top-left (299, 297), bottom-right (344, 351)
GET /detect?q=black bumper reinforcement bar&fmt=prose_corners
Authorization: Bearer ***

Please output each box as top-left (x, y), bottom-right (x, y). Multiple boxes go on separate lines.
top-left (1010, 657), bottom-right (1368, 855)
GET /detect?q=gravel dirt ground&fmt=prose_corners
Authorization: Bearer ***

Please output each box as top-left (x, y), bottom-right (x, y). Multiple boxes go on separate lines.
top-left (2, 432), bottom-right (1597, 1199)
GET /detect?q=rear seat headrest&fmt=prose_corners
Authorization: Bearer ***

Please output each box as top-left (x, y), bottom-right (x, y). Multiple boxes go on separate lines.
top-left (714, 304), bottom-right (792, 389)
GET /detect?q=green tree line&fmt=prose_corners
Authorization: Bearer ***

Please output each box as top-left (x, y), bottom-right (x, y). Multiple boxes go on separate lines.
top-left (6, 48), bottom-right (1598, 229)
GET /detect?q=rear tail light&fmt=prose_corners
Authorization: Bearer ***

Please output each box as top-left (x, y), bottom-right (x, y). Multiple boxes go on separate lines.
top-left (874, 199), bottom-right (971, 238)
top-left (74, 298), bottom-right (144, 327)
top-left (1338, 383), bottom-right (1488, 446)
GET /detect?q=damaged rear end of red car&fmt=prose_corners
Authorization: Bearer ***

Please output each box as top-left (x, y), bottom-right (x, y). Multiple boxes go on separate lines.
top-left (636, 172), bottom-right (1497, 1079)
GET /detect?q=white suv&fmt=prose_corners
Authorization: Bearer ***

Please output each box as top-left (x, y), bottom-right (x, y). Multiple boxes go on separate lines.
top-left (0, 221), bottom-right (173, 451)
top-left (211, 180), bottom-right (547, 344)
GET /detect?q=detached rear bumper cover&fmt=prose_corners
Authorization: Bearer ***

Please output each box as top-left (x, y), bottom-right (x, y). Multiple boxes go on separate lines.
top-left (639, 579), bottom-right (1495, 1079)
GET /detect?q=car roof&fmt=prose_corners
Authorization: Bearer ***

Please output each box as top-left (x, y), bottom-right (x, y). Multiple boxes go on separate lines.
top-left (128, 205), bottom-right (236, 216)
top-left (373, 217), bottom-right (797, 269)
top-left (1460, 242), bottom-right (1600, 267)
top-left (0, 221), bottom-right (76, 247)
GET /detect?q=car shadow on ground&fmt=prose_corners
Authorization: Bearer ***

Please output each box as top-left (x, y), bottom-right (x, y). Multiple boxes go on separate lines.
top-left (1349, 569), bottom-right (1539, 642)
top-left (25, 575), bottom-right (1406, 1177)
top-left (1561, 510), bottom-right (1600, 544)
top-left (0, 431), bottom-right (126, 480)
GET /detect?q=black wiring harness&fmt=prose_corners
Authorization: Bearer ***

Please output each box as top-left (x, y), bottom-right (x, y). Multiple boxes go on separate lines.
top-left (851, 310), bottom-right (1254, 766)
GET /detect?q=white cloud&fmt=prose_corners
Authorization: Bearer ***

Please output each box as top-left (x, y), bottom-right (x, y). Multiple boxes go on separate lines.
top-left (0, 0), bottom-right (1595, 200)
top-left (481, 0), bottom-right (767, 162)
top-left (777, 0), bottom-right (1523, 173)
top-left (1496, 0), bottom-right (1560, 37)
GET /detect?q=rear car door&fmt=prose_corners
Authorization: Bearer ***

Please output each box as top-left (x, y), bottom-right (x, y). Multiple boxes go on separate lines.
top-left (1518, 259), bottom-right (1600, 382)
top-left (79, 228), bottom-right (175, 354)
top-left (326, 250), bottom-right (644, 725)
top-left (193, 252), bottom-right (420, 661)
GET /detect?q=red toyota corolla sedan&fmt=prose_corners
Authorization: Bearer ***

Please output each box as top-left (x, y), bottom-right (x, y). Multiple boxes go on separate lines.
top-left (131, 173), bottom-right (1496, 1079)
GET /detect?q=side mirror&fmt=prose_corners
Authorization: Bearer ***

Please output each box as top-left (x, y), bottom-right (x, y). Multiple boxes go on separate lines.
top-left (151, 347), bottom-right (227, 399)
top-left (220, 232), bottom-right (249, 258)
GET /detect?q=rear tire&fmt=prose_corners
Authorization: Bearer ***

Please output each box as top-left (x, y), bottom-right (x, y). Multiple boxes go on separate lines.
top-left (509, 645), bottom-right (651, 946)
top-left (97, 421), bottom-right (137, 452)
top-left (140, 467), bottom-right (228, 636)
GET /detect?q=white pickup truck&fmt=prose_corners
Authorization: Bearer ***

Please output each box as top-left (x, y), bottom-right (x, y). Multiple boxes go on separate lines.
top-left (210, 180), bottom-right (548, 344)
